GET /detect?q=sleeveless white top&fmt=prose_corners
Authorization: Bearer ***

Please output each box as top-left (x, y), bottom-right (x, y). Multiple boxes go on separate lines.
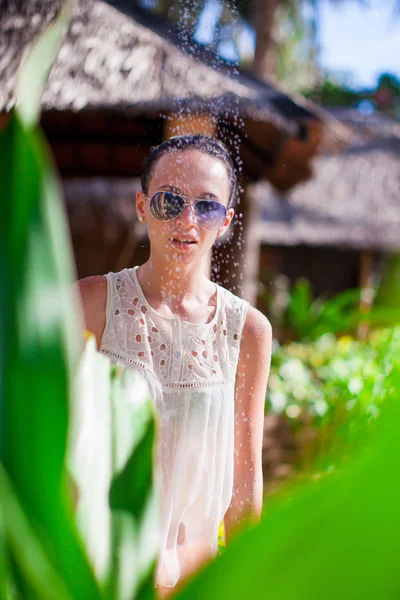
top-left (99, 267), bottom-right (249, 587)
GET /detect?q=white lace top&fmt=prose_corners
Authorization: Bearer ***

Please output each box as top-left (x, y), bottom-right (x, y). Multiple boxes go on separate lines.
top-left (99, 267), bottom-right (249, 587)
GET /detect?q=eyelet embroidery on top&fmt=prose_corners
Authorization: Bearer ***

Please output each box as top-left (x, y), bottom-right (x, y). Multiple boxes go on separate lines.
top-left (100, 269), bottom-right (249, 387)
top-left (100, 349), bottom-right (232, 389)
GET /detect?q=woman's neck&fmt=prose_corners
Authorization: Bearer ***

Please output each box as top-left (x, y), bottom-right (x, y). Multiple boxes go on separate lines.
top-left (137, 255), bottom-right (212, 311)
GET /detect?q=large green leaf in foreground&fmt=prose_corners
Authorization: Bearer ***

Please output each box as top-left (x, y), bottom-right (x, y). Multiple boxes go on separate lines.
top-left (176, 329), bottom-right (400, 599)
top-left (0, 464), bottom-right (74, 600)
top-left (0, 4), bottom-right (99, 598)
top-left (0, 4), bottom-right (160, 599)
top-left (67, 337), bottom-right (160, 600)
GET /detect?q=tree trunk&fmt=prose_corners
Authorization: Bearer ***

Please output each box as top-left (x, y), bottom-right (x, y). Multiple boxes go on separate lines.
top-left (252, 0), bottom-right (280, 80)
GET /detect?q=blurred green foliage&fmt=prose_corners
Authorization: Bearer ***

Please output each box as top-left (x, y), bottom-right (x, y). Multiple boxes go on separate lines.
top-left (280, 279), bottom-right (361, 341)
top-left (267, 327), bottom-right (400, 471)
top-left (304, 71), bottom-right (400, 119)
top-left (263, 276), bottom-right (400, 343)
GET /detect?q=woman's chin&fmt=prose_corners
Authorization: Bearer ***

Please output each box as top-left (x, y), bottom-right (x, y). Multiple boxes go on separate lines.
top-left (151, 240), bottom-right (211, 268)
top-left (161, 242), bottom-right (201, 263)
top-left (170, 251), bottom-right (198, 265)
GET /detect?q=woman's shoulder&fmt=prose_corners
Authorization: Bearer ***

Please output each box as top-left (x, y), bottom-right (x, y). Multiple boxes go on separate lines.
top-left (75, 274), bottom-right (108, 349)
top-left (242, 305), bottom-right (272, 340)
top-left (76, 274), bottom-right (108, 312)
top-left (216, 283), bottom-right (272, 338)
top-left (77, 267), bottom-right (132, 297)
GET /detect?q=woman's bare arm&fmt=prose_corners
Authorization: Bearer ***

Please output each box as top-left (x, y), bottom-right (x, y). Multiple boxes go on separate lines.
top-left (74, 275), bottom-right (108, 349)
top-left (224, 306), bottom-right (272, 544)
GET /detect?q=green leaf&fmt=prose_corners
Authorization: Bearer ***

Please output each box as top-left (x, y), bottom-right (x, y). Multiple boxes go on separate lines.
top-left (0, 487), bottom-right (11, 600)
top-left (287, 278), bottom-right (313, 328)
top-left (107, 369), bottom-right (160, 600)
top-left (0, 6), bottom-right (99, 597)
top-left (67, 339), bottom-right (114, 587)
top-left (0, 463), bottom-right (73, 600)
top-left (68, 343), bottom-right (160, 600)
top-left (109, 414), bottom-right (155, 523)
top-left (374, 253), bottom-right (400, 310)
top-left (15, 3), bottom-right (72, 128)
top-left (0, 112), bottom-right (99, 600)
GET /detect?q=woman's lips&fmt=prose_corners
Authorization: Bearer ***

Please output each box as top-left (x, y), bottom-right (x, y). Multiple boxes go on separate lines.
top-left (169, 238), bottom-right (198, 250)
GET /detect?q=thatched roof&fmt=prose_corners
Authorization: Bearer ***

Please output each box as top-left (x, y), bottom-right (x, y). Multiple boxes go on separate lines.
top-left (63, 177), bottom-right (139, 229)
top-left (1, 0), bottom-right (348, 144)
top-left (252, 109), bottom-right (400, 252)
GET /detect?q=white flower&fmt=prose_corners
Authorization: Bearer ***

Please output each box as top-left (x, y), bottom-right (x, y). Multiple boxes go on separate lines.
top-left (314, 399), bottom-right (329, 417)
top-left (348, 377), bottom-right (363, 395)
top-left (279, 358), bottom-right (310, 384)
top-left (286, 404), bottom-right (301, 419)
top-left (269, 390), bottom-right (287, 413)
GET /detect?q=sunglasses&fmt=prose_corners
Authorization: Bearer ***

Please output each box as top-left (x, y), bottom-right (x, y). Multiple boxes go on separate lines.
top-left (146, 191), bottom-right (227, 231)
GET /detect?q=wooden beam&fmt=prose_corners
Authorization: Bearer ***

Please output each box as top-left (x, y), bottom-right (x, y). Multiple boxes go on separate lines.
top-left (164, 113), bottom-right (217, 139)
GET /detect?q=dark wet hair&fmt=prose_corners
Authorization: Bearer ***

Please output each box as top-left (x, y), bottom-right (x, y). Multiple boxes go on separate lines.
top-left (140, 134), bottom-right (238, 208)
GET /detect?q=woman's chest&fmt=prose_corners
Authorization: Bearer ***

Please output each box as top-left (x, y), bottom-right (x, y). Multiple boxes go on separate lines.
top-left (102, 315), bottom-right (235, 385)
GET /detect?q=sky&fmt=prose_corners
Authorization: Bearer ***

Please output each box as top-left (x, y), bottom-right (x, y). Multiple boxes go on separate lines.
top-left (196, 0), bottom-right (400, 90)
top-left (319, 0), bottom-right (400, 88)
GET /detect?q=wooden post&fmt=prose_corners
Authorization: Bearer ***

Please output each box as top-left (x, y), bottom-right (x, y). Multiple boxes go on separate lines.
top-left (164, 114), bottom-right (217, 140)
top-left (358, 249), bottom-right (374, 340)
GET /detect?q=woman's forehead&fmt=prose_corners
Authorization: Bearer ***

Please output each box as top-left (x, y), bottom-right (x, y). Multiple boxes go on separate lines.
top-left (149, 150), bottom-right (230, 199)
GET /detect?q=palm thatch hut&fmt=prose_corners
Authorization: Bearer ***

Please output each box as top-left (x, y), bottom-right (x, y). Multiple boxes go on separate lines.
top-left (1, 0), bottom-right (349, 293)
top-left (251, 108), bottom-right (400, 320)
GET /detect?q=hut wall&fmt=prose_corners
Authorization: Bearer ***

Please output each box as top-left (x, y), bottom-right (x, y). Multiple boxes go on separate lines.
top-left (257, 244), bottom-right (361, 312)
top-left (41, 111), bottom-right (164, 177)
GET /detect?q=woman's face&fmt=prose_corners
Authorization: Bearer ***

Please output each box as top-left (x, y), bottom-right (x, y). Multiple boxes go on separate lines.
top-left (136, 149), bottom-right (234, 266)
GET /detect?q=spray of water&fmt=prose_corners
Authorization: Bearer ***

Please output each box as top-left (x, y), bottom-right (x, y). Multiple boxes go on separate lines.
top-left (137, 0), bottom-right (250, 297)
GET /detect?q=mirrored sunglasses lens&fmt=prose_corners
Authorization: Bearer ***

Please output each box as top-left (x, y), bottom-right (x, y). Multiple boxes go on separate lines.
top-left (150, 192), bottom-right (184, 221)
top-left (195, 201), bottom-right (227, 230)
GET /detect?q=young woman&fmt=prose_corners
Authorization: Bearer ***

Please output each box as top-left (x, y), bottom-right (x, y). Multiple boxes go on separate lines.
top-left (77, 135), bottom-right (272, 597)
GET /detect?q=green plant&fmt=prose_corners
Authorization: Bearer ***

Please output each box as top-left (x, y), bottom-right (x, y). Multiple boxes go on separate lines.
top-left (266, 327), bottom-right (400, 470)
top-left (264, 276), bottom-right (400, 343)
top-left (283, 278), bottom-right (362, 341)
top-left (0, 7), bottom-right (159, 599)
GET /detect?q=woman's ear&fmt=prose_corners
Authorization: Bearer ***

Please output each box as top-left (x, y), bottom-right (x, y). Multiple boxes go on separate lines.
top-left (136, 190), bottom-right (147, 222)
top-left (217, 208), bottom-right (235, 238)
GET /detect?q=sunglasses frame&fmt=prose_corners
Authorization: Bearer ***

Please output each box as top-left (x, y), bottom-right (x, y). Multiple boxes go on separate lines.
top-left (145, 190), bottom-right (228, 231)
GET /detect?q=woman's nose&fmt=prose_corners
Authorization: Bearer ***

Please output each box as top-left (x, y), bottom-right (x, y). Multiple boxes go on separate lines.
top-left (178, 203), bottom-right (197, 226)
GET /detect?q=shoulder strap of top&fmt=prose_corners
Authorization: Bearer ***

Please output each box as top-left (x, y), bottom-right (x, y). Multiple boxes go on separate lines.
top-left (221, 284), bottom-right (249, 322)
top-left (103, 271), bottom-right (114, 328)
top-left (218, 284), bottom-right (250, 348)
top-left (101, 268), bottom-right (136, 349)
